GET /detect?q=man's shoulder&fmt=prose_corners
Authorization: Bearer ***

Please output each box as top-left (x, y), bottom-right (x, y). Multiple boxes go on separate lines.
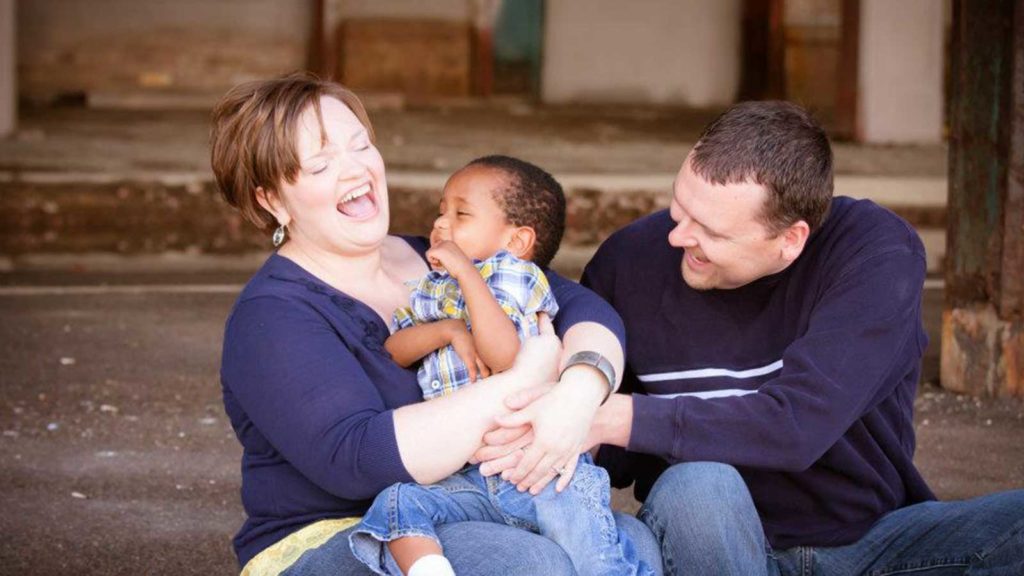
top-left (816, 196), bottom-right (925, 260)
top-left (793, 196), bottom-right (927, 293)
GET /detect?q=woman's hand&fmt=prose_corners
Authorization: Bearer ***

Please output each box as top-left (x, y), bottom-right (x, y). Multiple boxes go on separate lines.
top-left (499, 378), bottom-right (602, 495)
top-left (474, 387), bottom-right (547, 475)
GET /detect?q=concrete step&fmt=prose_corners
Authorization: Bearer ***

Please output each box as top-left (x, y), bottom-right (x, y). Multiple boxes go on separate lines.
top-left (0, 169), bottom-right (947, 272)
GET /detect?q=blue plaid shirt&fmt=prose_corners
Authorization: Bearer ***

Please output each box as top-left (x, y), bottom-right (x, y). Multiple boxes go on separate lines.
top-left (393, 250), bottom-right (559, 399)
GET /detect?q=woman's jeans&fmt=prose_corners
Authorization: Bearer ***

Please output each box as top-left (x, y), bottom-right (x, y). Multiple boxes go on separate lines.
top-left (281, 514), bottom-right (661, 575)
top-left (640, 461), bottom-right (1024, 576)
top-left (351, 455), bottom-right (656, 576)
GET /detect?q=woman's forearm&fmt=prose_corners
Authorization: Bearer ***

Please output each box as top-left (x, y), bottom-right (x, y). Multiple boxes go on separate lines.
top-left (557, 320), bottom-right (624, 399)
top-left (392, 371), bottom-right (518, 484)
top-left (393, 317), bottom-right (563, 484)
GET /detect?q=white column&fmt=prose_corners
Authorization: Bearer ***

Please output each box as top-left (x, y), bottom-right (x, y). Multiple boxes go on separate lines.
top-left (0, 0), bottom-right (15, 137)
top-left (858, 0), bottom-right (945, 144)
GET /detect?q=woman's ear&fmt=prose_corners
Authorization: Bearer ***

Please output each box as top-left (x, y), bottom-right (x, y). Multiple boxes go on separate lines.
top-left (256, 186), bottom-right (290, 226)
top-left (506, 226), bottom-right (537, 261)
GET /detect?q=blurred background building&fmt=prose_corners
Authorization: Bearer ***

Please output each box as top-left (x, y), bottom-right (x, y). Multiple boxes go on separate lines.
top-left (4, 0), bottom-right (948, 144)
top-left (0, 0), bottom-right (1019, 400)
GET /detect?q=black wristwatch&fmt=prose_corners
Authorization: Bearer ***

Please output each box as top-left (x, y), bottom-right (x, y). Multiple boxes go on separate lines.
top-left (559, 351), bottom-right (617, 404)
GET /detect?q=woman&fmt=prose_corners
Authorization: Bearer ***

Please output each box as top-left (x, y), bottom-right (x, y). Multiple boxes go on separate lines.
top-left (212, 73), bottom-right (659, 575)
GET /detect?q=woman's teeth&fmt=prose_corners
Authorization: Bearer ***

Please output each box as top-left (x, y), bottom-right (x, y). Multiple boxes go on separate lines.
top-left (340, 184), bottom-right (371, 204)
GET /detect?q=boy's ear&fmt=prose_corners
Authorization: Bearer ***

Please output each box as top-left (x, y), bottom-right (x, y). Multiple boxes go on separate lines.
top-left (256, 186), bottom-right (290, 226)
top-left (506, 226), bottom-right (537, 261)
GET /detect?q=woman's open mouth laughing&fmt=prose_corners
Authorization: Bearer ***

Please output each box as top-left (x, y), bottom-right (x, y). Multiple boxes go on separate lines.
top-left (337, 181), bottom-right (378, 219)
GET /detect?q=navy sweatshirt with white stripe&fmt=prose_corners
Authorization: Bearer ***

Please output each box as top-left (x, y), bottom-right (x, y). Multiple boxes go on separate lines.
top-left (583, 196), bottom-right (936, 550)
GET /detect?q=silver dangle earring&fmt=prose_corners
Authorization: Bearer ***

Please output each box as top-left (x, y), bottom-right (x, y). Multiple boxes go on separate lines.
top-left (272, 224), bottom-right (286, 247)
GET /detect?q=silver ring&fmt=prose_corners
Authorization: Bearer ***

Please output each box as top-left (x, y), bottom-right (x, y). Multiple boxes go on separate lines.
top-left (552, 465), bottom-right (567, 476)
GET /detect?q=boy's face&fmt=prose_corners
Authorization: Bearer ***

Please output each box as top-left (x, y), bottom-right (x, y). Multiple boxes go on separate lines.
top-left (431, 165), bottom-right (518, 262)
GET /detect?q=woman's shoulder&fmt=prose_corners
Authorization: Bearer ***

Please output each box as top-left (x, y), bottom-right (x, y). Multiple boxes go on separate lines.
top-left (225, 254), bottom-right (334, 332)
top-left (235, 253), bottom-right (315, 302)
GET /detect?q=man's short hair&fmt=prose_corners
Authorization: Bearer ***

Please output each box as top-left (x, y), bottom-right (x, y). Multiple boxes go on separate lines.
top-left (690, 100), bottom-right (833, 234)
top-left (466, 155), bottom-right (566, 268)
top-left (210, 72), bottom-right (374, 233)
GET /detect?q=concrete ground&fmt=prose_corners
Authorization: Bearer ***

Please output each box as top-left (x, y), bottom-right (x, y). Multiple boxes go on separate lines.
top-left (1, 103), bottom-right (1019, 575)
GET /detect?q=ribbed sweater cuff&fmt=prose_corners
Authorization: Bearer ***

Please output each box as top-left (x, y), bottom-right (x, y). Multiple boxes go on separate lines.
top-left (627, 394), bottom-right (680, 461)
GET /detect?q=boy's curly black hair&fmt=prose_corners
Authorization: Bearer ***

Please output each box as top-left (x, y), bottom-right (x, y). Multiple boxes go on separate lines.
top-left (465, 155), bottom-right (566, 268)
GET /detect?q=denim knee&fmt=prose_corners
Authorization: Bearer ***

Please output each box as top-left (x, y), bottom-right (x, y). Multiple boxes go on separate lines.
top-left (645, 462), bottom-right (747, 512)
top-left (436, 522), bottom-right (578, 576)
top-left (639, 463), bottom-right (766, 576)
top-left (639, 462), bottom-right (755, 547)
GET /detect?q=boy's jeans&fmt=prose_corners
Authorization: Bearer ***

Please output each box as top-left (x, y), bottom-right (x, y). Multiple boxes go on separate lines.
top-left (351, 454), bottom-right (655, 576)
top-left (639, 461), bottom-right (1024, 576)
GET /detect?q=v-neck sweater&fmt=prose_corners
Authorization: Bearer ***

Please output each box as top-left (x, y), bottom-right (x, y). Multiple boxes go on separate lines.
top-left (221, 236), bottom-right (625, 566)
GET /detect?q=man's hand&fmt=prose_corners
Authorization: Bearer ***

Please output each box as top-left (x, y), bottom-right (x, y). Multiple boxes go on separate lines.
top-left (427, 241), bottom-right (476, 280)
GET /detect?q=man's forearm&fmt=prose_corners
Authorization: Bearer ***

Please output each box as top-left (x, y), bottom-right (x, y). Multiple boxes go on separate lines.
top-left (558, 321), bottom-right (624, 399)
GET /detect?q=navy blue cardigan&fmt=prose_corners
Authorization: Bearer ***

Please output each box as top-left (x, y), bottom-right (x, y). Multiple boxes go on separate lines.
top-left (221, 236), bottom-right (625, 566)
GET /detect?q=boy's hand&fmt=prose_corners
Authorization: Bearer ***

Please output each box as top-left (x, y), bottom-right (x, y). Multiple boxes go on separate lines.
top-left (447, 321), bottom-right (492, 382)
top-left (427, 241), bottom-right (476, 280)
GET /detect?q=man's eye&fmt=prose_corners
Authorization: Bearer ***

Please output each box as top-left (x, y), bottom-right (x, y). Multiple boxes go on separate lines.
top-left (456, 211), bottom-right (469, 216)
top-left (310, 163), bottom-right (328, 175)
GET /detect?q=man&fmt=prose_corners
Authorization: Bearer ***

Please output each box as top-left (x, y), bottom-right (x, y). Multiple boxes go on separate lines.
top-left (582, 101), bottom-right (1024, 575)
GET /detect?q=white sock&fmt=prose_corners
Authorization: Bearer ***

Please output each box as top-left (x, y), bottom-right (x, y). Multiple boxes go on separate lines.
top-left (406, 553), bottom-right (456, 576)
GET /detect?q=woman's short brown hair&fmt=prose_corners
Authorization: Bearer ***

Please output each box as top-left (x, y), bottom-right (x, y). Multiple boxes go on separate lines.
top-left (210, 72), bottom-right (375, 232)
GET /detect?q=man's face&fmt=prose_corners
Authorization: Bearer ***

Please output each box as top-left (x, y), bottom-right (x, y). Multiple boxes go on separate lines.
top-left (668, 157), bottom-right (795, 290)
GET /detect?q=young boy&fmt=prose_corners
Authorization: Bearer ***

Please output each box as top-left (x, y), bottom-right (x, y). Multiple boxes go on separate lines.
top-left (349, 156), bottom-right (652, 576)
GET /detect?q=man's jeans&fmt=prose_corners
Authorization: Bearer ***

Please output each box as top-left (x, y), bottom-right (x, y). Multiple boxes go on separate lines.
top-left (639, 461), bottom-right (1024, 575)
top-left (351, 455), bottom-right (657, 576)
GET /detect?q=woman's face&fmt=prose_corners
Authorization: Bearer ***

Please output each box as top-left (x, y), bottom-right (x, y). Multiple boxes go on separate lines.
top-left (273, 96), bottom-right (389, 255)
